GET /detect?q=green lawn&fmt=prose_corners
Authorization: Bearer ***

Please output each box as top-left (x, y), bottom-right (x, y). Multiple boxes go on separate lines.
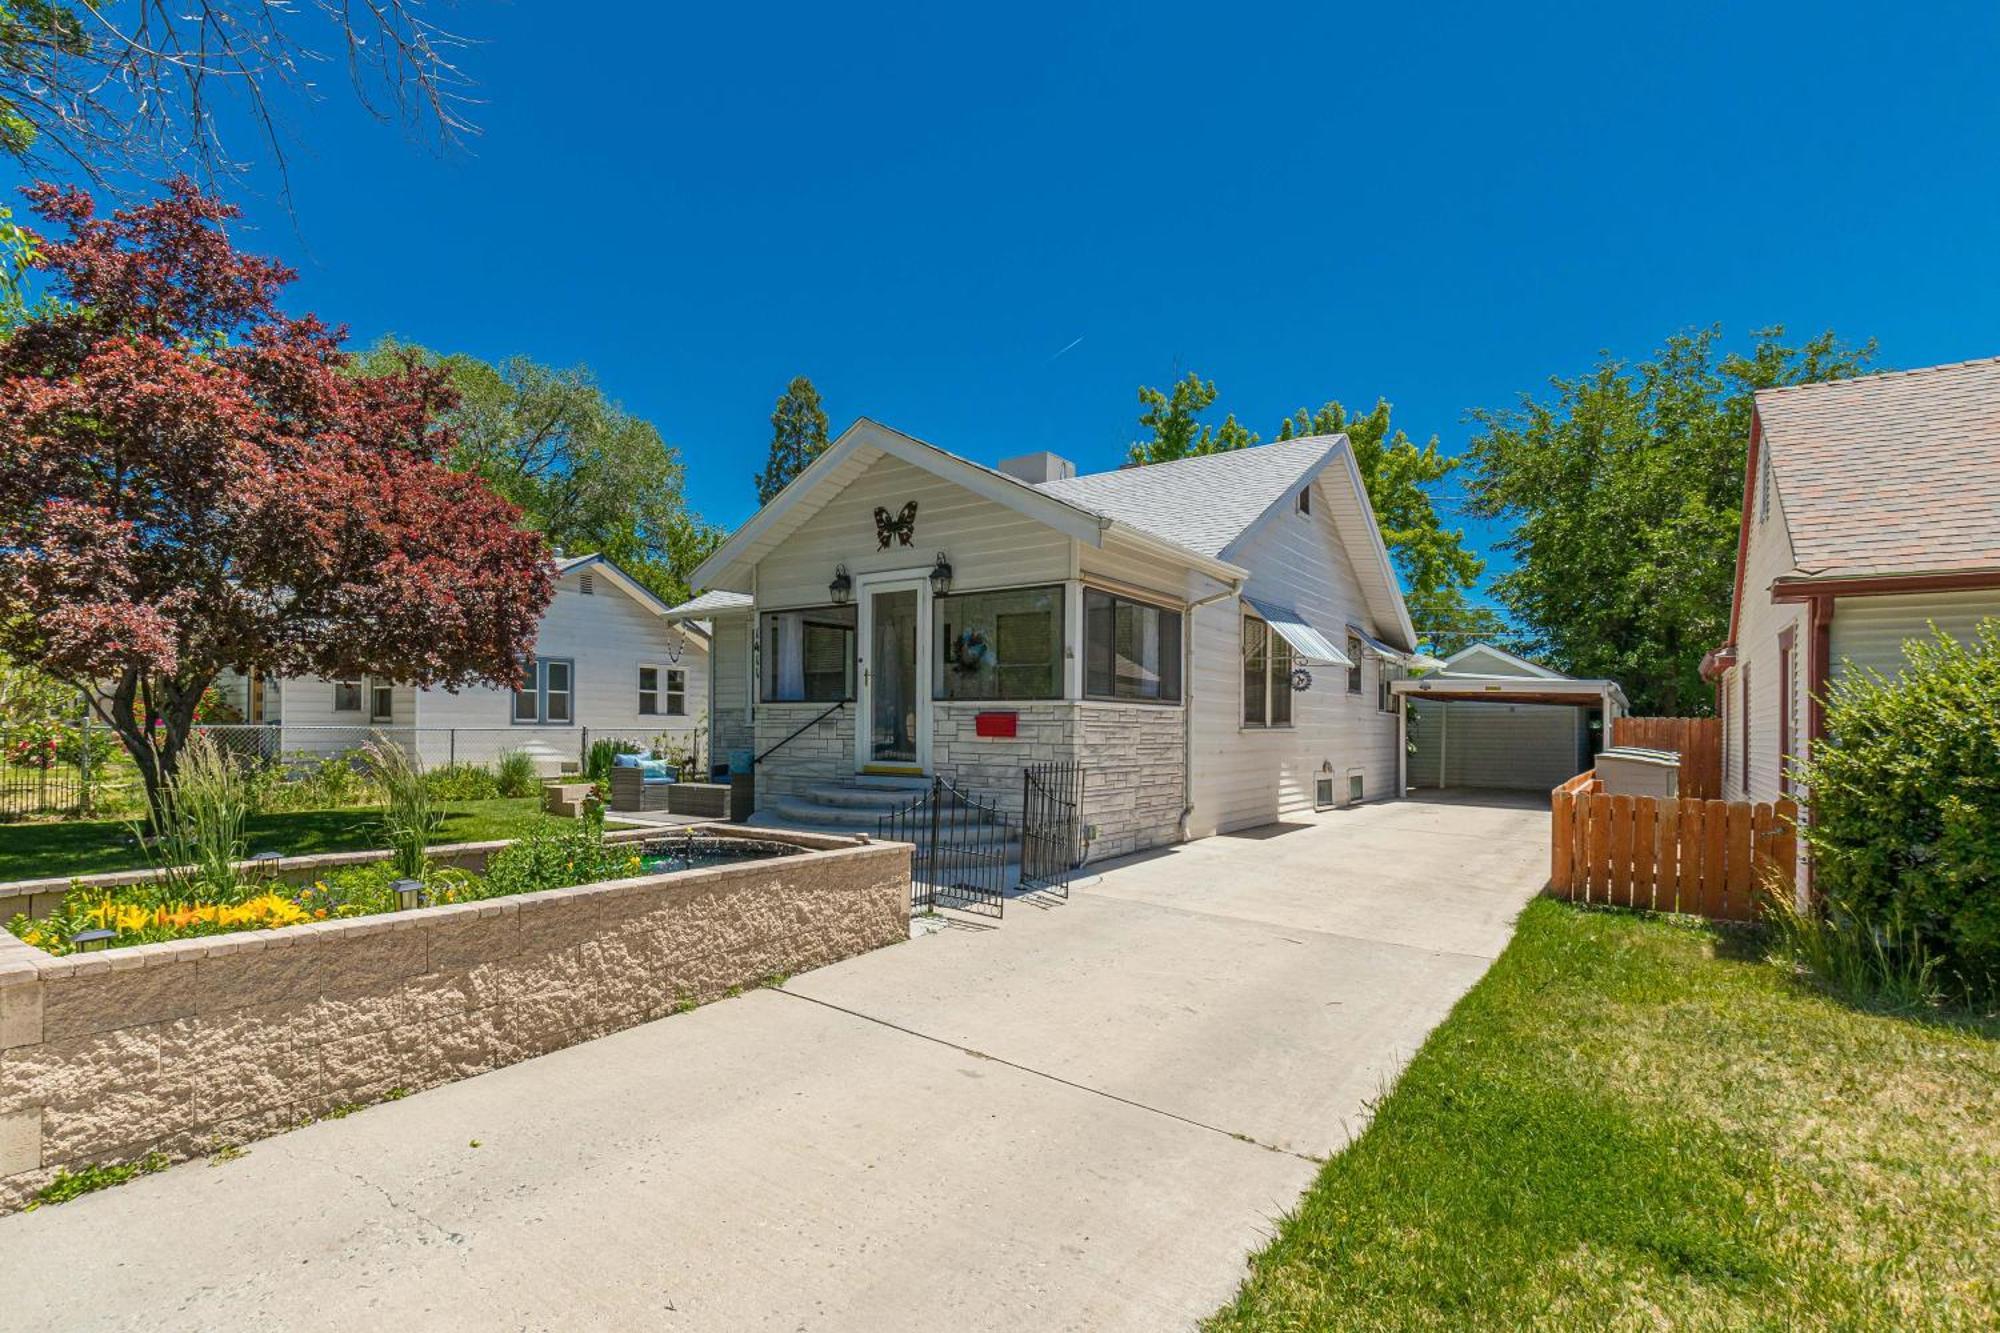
top-left (0, 798), bottom-right (550, 882)
top-left (1211, 898), bottom-right (2000, 1331)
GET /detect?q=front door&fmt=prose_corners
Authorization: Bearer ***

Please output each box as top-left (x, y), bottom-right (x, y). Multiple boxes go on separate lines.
top-left (855, 577), bottom-right (930, 773)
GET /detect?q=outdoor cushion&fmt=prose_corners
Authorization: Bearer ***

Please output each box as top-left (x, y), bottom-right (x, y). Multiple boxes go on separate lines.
top-left (612, 752), bottom-right (645, 769)
top-left (639, 759), bottom-right (677, 783)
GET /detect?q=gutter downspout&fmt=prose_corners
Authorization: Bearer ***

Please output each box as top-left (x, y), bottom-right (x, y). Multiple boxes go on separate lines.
top-left (1180, 576), bottom-right (1245, 842)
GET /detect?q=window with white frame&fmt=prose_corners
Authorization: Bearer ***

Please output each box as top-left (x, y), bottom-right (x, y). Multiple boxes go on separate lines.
top-left (1242, 617), bottom-right (1295, 727)
top-left (332, 679), bottom-right (363, 713)
top-left (513, 656), bottom-right (574, 724)
top-left (762, 606), bottom-right (857, 703)
top-left (639, 665), bottom-right (687, 716)
top-left (369, 681), bottom-right (394, 723)
top-left (1377, 659), bottom-right (1405, 713)
top-left (936, 585), bottom-right (1065, 701)
top-left (1347, 633), bottom-right (1364, 694)
top-left (1084, 589), bottom-right (1183, 703)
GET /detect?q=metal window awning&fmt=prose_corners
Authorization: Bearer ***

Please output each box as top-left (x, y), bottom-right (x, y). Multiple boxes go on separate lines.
top-left (1244, 596), bottom-right (1353, 666)
top-left (1345, 622), bottom-right (1431, 667)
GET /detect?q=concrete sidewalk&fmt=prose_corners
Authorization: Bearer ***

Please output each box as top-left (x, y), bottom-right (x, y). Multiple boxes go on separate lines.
top-left (0, 791), bottom-right (1549, 1331)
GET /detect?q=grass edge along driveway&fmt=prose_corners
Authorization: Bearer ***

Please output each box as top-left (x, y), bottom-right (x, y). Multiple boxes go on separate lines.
top-left (1209, 897), bottom-right (1999, 1331)
top-left (0, 797), bottom-right (550, 882)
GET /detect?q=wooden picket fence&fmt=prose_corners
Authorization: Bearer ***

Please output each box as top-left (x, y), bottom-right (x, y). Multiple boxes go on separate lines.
top-left (1549, 771), bottom-right (1796, 921)
top-left (1610, 716), bottom-right (1722, 800)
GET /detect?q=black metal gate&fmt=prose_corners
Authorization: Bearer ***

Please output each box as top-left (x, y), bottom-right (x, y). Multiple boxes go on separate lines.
top-left (879, 776), bottom-right (1013, 918)
top-left (1020, 760), bottom-right (1085, 897)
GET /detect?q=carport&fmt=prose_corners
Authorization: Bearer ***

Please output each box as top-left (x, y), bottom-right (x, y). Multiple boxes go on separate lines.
top-left (1392, 674), bottom-right (1628, 794)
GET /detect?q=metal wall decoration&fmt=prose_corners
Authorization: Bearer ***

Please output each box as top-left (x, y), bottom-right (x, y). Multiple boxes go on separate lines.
top-left (873, 501), bottom-right (918, 548)
top-left (1291, 666), bottom-right (1314, 692)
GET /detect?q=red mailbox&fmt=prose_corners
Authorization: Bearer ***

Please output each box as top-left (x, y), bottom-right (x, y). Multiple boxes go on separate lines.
top-left (974, 711), bottom-right (1019, 738)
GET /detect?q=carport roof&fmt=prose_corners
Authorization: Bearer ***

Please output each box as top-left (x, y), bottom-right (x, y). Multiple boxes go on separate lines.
top-left (1392, 674), bottom-right (1629, 709)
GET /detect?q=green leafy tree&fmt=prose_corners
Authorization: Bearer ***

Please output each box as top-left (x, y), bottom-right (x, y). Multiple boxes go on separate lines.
top-left (1462, 325), bottom-right (1875, 714)
top-left (1128, 372), bottom-right (1260, 463)
top-left (1277, 399), bottom-right (1501, 655)
top-left (755, 376), bottom-right (831, 504)
top-left (360, 340), bottom-right (722, 605)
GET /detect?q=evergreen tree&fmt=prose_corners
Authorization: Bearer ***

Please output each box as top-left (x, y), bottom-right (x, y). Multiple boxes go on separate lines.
top-left (755, 376), bottom-right (831, 504)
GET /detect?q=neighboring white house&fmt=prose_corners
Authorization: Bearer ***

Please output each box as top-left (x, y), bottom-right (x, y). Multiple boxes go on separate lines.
top-left (1399, 642), bottom-right (1624, 792)
top-left (679, 418), bottom-right (1424, 857)
top-left (1704, 356), bottom-right (2000, 806)
top-left (213, 554), bottom-right (711, 775)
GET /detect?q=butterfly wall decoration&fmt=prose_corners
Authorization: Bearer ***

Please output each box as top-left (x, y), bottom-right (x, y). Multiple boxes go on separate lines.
top-left (874, 501), bottom-right (918, 549)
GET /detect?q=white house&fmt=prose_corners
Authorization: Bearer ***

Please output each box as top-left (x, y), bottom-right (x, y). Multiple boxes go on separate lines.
top-left (213, 554), bottom-right (711, 775)
top-left (680, 418), bottom-right (1423, 857)
top-left (1400, 642), bottom-right (1625, 792)
top-left (1704, 356), bottom-right (2000, 805)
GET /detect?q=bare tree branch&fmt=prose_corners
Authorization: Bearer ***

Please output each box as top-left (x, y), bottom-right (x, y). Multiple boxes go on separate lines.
top-left (0, 1), bottom-right (481, 200)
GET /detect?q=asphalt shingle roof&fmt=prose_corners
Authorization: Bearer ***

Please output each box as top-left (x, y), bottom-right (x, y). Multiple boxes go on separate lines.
top-left (1033, 435), bottom-right (1339, 558)
top-left (1757, 357), bottom-right (2000, 578)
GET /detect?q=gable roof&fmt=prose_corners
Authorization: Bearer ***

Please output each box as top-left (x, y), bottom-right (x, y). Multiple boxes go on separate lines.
top-left (1438, 642), bottom-right (1565, 680)
top-left (1035, 435), bottom-right (1335, 559)
top-left (1755, 356), bottom-right (2000, 579)
top-left (690, 419), bottom-right (1246, 594)
top-left (1037, 435), bottom-right (1415, 650)
top-left (551, 553), bottom-right (705, 640)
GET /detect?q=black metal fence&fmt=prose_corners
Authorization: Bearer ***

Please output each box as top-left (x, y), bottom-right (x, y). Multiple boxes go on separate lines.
top-left (879, 776), bottom-right (1014, 918)
top-left (0, 722), bottom-right (116, 819)
top-left (1020, 760), bottom-right (1086, 898)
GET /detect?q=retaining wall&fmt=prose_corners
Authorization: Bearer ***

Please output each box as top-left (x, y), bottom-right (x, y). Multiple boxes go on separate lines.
top-left (0, 829), bottom-right (908, 1211)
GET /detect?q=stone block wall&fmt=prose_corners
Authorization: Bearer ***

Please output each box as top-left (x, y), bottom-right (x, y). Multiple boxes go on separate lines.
top-left (930, 703), bottom-right (1081, 819)
top-left (752, 703), bottom-right (856, 802)
top-left (1078, 703), bottom-right (1186, 860)
top-left (0, 830), bottom-right (908, 1212)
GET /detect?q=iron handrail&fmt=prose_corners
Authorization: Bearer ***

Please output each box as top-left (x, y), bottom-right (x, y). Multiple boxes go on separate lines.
top-left (753, 700), bottom-right (844, 767)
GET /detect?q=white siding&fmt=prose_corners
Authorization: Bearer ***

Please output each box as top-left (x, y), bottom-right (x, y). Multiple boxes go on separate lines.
top-left (1828, 589), bottom-right (2000, 681)
top-left (708, 611), bottom-right (754, 761)
top-left (413, 567), bottom-right (709, 770)
top-left (1407, 699), bottom-right (1582, 791)
top-left (752, 452), bottom-right (1071, 610)
top-left (1187, 473), bottom-right (1400, 835)
top-left (1723, 479), bottom-right (1808, 805)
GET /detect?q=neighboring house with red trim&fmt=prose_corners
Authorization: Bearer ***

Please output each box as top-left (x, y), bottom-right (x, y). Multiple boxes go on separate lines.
top-left (1702, 356), bottom-right (2000, 806)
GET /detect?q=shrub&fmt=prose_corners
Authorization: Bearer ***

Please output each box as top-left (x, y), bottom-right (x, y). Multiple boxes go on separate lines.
top-left (361, 741), bottom-right (438, 880)
top-left (1799, 622), bottom-right (2000, 1002)
top-left (586, 738), bottom-right (645, 785)
top-left (425, 762), bottom-right (500, 801)
top-left (482, 818), bottom-right (640, 898)
top-left (494, 749), bottom-right (538, 798)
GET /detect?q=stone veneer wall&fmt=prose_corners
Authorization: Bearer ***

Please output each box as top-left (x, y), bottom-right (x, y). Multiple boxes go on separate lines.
top-left (0, 829), bottom-right (908, 1212)
top-left (930, 702), bottom-right (1080, 820)
top-left (752, 702), bottom-right (856, 802)
top-left (1077, 703), bottom-right (1187, 860)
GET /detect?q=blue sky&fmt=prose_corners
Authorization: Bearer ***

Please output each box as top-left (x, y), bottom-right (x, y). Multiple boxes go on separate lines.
top-left (13, 2), bottom-right (2000, 617)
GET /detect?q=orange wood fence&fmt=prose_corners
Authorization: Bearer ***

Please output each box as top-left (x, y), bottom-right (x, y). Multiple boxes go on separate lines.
top-left (1610, 716), bottom-right (1722, 800)
top-left (1549, 771), bottom-right (1796, 921)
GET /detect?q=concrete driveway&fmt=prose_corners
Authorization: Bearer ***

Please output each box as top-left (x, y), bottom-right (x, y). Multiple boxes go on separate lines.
top-left (0, 791), bottom-right (1549, 1332)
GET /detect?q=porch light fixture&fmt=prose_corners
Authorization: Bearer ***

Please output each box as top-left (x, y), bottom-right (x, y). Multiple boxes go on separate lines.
top-left (828, 564), bottom-right (852, 605)
top-left (71, 928), bottom-right (116, 952)
top-left (928, 551), bottom-right (954, 597)
top-left (391, 878), bottom-right (426, 911)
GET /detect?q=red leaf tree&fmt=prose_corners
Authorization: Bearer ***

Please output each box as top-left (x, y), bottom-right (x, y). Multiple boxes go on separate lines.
top-left (0, 180), bottom-right (554, 824)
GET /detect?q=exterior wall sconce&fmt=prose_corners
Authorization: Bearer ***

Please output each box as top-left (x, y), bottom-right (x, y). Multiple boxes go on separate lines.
top-left (71, 928), bottom-right (116, 952)
top-left (391, 878), bottom-right (426, 911)
top-left (929, 551), bottom-right (954, 597)
top-left (828, 564), bottom-right (852, 605)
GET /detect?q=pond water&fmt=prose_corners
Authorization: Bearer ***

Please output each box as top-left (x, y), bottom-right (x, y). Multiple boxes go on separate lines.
top-left (638, 836), bottom-right (802, 874)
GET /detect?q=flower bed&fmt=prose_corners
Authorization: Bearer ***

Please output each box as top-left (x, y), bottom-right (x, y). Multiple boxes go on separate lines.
top-left (7, 825), bottom-right (805, 956)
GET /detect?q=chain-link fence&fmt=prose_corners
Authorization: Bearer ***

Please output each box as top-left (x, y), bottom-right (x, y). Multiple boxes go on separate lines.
top-left (0, 720), bottom-right (710, 821)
